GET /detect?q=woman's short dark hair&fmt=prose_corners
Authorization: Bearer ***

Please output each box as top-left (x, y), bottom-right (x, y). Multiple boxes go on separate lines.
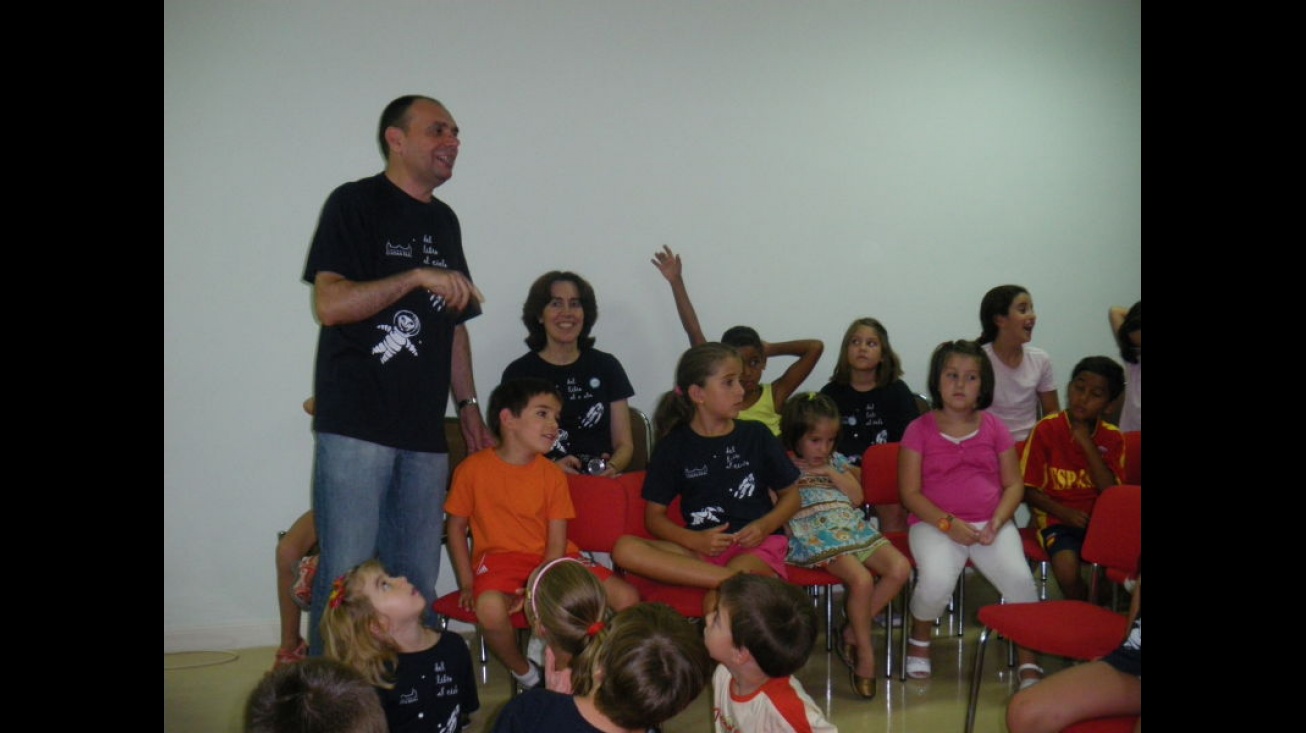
top-left (521, 271), bottom-right (598, 352)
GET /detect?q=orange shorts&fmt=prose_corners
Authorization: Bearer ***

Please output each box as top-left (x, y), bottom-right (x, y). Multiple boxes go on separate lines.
top-left (471, 552), bottom-right (613, 599)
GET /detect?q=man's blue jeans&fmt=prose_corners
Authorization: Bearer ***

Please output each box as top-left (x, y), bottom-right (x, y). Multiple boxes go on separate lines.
top-left (308, 432), bottom-right (448, 656)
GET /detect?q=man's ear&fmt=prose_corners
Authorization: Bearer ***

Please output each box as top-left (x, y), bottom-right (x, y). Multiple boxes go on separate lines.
top-left (383, 125), bottom-right (404, 157)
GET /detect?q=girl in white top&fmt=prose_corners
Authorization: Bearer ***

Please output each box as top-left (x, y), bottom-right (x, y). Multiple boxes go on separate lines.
top-left (1110, 301), bottom-right (1142, 432)
top-left (976, 284), bottom-right (1060, 442)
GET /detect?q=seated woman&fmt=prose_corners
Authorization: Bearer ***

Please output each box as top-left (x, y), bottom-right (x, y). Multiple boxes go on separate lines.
top-left (501, 271), bottom-right (636, 476)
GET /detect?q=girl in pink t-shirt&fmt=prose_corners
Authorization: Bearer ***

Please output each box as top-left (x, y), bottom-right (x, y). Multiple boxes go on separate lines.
top-left (898, 340), bottom-right (1042, 688)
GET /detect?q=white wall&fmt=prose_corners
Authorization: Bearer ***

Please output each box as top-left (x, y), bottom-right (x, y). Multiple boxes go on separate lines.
top-left (164, 0), bottom-right (1140, 651)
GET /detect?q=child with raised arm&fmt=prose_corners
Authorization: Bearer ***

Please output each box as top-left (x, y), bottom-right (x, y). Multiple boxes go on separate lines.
top-left (900, 340), bottom-right (1043, 688)
top-left (1109, 301), bottom-right (1141, 432)
top-left (781, 392), bottom-right (911, 700)
top-left (611, 343), bottom-right (803, 615)
top-left (493, 601), bottom-right (714, 733)
top-left (819, 317), bottom-right (921, 531)
top-left (321, 559), bottom-right (479, 733)
top-left (445, 377), bottom-right (639, 691)
top-left (977, 284), bottom-right (1060, 442)
top-left (1021, 356), bottom-right (1127, 601)
top-left (705, 573), bottom-right (836, 732)
top-left (651, 245), bottom-right (823, 435)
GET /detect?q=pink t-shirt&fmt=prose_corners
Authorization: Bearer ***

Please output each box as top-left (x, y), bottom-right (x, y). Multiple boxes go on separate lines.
top-left (901, 410), bottom-right (1014, 525)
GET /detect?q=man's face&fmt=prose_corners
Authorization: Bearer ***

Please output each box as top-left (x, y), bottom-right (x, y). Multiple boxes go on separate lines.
top-left (392, 99), bottom-right (460, 189)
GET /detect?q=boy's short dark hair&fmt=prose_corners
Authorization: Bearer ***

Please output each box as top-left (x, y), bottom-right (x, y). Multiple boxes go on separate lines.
top-left (1071, 356), bottom-right (1126, 403)
top-left (718, 574), bottom-right (816, 679)
top-left (487, 377), bottom-right (563, 439)
top-left (245, 657), bottom-right (387, 733)
top-left (721, 325), bottom-right (763, 352)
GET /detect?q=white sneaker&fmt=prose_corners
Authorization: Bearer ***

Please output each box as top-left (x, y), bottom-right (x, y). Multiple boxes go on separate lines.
top-left (526, 633), bottom-right (545, 667)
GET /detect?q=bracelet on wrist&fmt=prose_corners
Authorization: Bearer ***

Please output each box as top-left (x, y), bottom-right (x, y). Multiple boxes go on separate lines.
top-left (456, 396), bottom-right (478, 411)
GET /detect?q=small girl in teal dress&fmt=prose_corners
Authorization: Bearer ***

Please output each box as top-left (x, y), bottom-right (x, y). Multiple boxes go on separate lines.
top-left (781, 393), bottom-right (912, 699)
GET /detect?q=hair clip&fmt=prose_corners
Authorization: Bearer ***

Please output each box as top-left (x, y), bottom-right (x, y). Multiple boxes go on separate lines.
top-left (586, 620), bottom-right (606, 637)
top-left (328, 574), bottom-right (348, 609)
top-left (673, 386), bottom-right (683, 396)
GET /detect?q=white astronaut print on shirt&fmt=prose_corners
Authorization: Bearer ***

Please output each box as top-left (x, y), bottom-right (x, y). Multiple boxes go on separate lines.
top-left (373, 310), bottom-right (421, 363)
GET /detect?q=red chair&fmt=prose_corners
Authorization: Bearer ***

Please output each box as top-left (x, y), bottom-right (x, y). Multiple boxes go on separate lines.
top-left (963, 484), bottom-right (1141, 733)
top-left (1013, 440), bottom-right (1051, 600)
top-left (860, 443), bottom-right (916, 680)
top-left (783, 563), bottom-right (843, 653)
top-left (614, 471), bottom-right (709, 619)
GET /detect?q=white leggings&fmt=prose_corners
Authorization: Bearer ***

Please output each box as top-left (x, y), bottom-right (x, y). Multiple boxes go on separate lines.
top-left (907, 520), bottom-right (1038, 621)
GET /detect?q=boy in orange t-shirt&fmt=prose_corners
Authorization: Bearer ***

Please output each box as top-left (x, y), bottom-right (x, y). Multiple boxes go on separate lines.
top-left (444, 377), bottom-right (639, 690)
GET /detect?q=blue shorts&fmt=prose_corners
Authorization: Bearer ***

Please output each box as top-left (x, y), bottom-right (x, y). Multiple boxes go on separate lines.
top-left (1040, 524), bottom-right (1086, 558)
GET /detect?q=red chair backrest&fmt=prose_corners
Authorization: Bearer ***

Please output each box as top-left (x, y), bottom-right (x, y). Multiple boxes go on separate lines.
top-left (566, 473), bottom-right (628, 554)
top-left (616, 471), bottom-right (684, 540)
top-left (1081, 484), bottom-right (1141, 578)
top-left (860, 443), bottom-right (901, 505)
top-left (1122, 431), bottom-right (1141, 485)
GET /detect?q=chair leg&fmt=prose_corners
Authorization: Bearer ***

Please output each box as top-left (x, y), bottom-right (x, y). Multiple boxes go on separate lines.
top-left (825, 586), bottom-right (835, 653)
top-left (955, 573), bottom-right (966, 637)
top-left (965, 626), bottom-right (994, 733)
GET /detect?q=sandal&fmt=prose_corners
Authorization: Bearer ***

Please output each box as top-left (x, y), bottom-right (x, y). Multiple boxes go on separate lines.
top-left (1017, 663), bottom-right (1044, 690)
top-left (274, 639), bottom-right (307, 668)
top-left (906, 638), bottom-right (932, 679)
top-left (835, 622), bottom-right (856, 671)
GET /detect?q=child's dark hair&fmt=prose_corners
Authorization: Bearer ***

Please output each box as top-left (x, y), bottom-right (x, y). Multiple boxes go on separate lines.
top-left (653, 342), bottom-right (740, 440)
top-left (487, 377), bottom-right (563, 439)
top-left (1115, 301), bottom-right (1141, 364)
top-left (521, 271), bottom-right (598, 352)
top-left (1071, 356), bottom-right (1126, 403)
top-left (977, 284), bottom-right (1029, 345)
top-left (572, 602), bottom-right (713, 729)
top-left (830, 317), bottom-right (905, 387)
top-left (779, 392), bottom-right (840, 455)
top-left (718, 574), bottom-right (816, 679)
top-left (721, 325), bottom-right (764, 352)
top-left (926, 340), bottom-right (995, 410)
top-left (245, 657), bottom-right (388, 733)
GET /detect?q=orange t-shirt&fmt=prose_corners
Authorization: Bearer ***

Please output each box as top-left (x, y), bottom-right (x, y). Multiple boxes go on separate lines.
top-left (444, 448), bottom-right (578, 567)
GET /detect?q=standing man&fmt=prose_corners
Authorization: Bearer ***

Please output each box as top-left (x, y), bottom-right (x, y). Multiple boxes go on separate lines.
top-left (303, 95), bottom-right (494, 655)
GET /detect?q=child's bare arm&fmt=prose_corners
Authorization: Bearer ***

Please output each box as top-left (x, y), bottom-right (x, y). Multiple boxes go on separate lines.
top-left (544, 519), bottom-right (569, 562)
top-left (646, 501), bottom-right (732, 556)
top-left (445, 514), bottom-right (475, 610)
top-left (734, 485), bottom-right (802, 548)
top-left (651, 245), bottom-right (707, 346)
top-left (765, 339), bottom-right (825, 408)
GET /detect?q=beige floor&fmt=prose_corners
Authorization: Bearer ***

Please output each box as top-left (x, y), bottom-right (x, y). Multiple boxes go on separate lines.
top-left (164, 569), bottom-right (1084, 733)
